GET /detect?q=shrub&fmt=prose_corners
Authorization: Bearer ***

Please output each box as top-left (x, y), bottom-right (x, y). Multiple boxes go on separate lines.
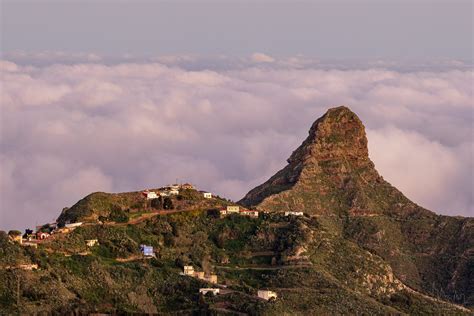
top-left (163, 197), bottom-right (174, 210)
top-left (109, 208), bottom-right (129, 223)
top-left (151, 197), bottom-right (163, 209)
top-left (8, 230), bottom-right (21, 236)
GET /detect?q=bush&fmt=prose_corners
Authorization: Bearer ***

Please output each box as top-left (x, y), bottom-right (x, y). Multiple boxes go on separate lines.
top-left (109, 208), bottom-right (129, 223)
top-left (206, 209), bottom-right (220, 218)
top-left (163, 197), bottom-right (174, 210)
top-left (151, 197), bottom-right (163, 209)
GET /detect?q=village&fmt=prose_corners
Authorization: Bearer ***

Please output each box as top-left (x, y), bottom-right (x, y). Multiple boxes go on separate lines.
top-left (4, 182), bottom-right (306, 301)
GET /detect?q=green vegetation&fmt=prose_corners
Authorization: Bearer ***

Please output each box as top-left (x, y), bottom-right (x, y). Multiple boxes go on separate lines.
top-left (1, 208), bottom-right (470, 314)
top-left (108, 207), bottom-right (130, 223)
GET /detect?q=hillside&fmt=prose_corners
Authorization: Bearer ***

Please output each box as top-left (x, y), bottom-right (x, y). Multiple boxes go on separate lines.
top-left (0, 106), bottom-right (472, 315)
top-left (240, 106), bottom-right (474, 307)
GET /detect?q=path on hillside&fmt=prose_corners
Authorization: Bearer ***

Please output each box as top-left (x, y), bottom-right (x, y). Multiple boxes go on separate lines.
top-left (402, 284), bottom-right (471, 312)
top-left (215, 264), bottom-right (313, 271)
top-left (107, 209), bottom-right (191, 227)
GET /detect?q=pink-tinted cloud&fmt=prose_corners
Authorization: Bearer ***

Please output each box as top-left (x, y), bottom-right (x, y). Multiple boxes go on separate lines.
top-left (0, 57), bottom-right (472, 231)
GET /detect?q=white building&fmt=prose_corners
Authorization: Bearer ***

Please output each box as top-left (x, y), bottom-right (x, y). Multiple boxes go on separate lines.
top-left (284, 211), bottom-right (304, 217)
top-left (240, 210), bottom-right (259, 218)
top-left (65, 222), bottom-right (83, 229)
top-left (226, 206), bottom-right (240, 213)
top-left (86, 239), bottom-right (99, 247)
top-left (169, 189), bottom-right (179, 195)
top-left (257, 290), bottom-right (277, 300)
top-left (143, 191), bottom-right (158, 199)
top-left (183, 265), bottom-right (195, 276)
top-left (202, 192), bottom-right (212, 199)
top-left (199, 288), bottom-right (220, 296)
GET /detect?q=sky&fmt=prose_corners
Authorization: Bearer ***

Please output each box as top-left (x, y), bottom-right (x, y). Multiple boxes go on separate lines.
top-left (1, 0), bottom-right (472, 59)
top-left (0, 1), bottom-right (473, 231)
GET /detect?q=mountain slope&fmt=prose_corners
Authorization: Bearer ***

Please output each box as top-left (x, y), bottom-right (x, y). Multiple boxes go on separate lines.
top-left (240, 105), bottom-right (473, 306)
top-left (1, 106), bottom-right (471, 314)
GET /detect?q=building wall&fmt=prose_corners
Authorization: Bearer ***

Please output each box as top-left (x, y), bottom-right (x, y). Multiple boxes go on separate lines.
top-left (227, 206), bottom-right (240, 213)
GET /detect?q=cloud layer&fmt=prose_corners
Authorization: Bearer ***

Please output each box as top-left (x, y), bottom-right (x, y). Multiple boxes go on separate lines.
top-left (1, 56), bottom-right (472, 230)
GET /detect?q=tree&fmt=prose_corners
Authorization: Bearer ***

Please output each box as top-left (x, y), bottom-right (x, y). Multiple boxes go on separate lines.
top-left (163, 197), bottom-right (174, 210)
top-left (8, 230), bottom-right (22, 237)
top-left (39, 224), bottom-right (51, 233)
top-left (0, 231), bottom-right (8, 245)
top-left (151, 197), bottom-right (163, 209)
top-left (206, 209), bottom-right (220, 218)
top-left (23, 229), bottom-right (34, 239)
top-left (109, 208), bottom-right (129, 223)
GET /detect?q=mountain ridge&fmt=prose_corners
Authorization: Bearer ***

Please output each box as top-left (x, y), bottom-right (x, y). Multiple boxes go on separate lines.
top-left (1, 106), bottom-right (472, 314)
top-left (240, 105), bottom-right (473, 307)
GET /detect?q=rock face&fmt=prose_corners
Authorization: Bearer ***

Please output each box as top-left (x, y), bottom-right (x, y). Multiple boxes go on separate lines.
top-left (240, 106), bottom-right (474, 306)
top-left (240, 106), bottom-right (416, 217)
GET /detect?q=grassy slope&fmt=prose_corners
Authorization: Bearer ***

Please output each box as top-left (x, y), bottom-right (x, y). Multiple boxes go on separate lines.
top-left (1, 207), bottom-right (470, 315)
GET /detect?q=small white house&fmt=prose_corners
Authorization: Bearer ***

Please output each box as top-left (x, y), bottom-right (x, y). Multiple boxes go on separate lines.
top-left (159, 192), bottom-right (169, 197)
top-left (226, 206), bottom-right (240, 213)
top-left (183, 265), bottom-right (195, 276)
top-left (86, 239), bottom-right (99, 247)
top-left (199, 288), bottom-right (220, 296)
top-left (284, 211), bottom-right (304, 217)
top-left (240, 210), bottom-right (259, 218)
top-left (65, 222), bottom-right (83, 229)
top-left (202, 192), bottom-right (212, 199)
top-left (257, 290), bottom-right (277, 300)
top-left (143, 191), bottom-right (158, 199)
top-left (169, 189), bottom-right (179, 195)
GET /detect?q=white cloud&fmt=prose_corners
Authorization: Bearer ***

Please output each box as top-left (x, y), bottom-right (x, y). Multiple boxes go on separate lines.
top-left (368, 127), bottom-right (473, 216)
top-left (0, 57), bottom-right (472, 230)
top-left (251, 53), bottom-right (275, 63)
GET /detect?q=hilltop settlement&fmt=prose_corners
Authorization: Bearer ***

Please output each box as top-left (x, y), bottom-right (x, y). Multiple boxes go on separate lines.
top-left (1, 107), bottom-right (472, 315)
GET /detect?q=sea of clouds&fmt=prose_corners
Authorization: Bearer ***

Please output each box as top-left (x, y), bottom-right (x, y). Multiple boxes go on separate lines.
top-left (1, 53), bottom-right (472, 230)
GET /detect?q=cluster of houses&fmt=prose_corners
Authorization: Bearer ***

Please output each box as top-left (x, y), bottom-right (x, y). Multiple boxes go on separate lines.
top-left (183, 265), bottom-right (218, 283)
top-left (219, 206), bottom-right (259, 218)
top-left (142, 183), bottom-right (213, 200)
top-left (8, 220), bottom-right (89, 248)
top-left (198, 287), bottom-right (278, 301)
top-left (183, 264), bottom-right (278, 301)
top-left (219, 208), bottom-right (304, 218)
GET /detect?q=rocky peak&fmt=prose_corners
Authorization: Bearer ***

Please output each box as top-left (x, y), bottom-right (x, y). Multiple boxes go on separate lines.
top-left (239, 106), bottom-right (417, 216)
top-left (287, 106), bottom-right (369, 166)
